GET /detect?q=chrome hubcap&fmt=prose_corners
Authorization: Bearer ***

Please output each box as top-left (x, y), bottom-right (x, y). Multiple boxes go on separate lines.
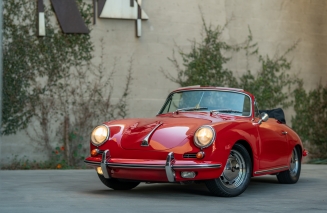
top-left (220, 150), bottom-right (246, 189)
top-left (289, 148), bottom-right (299, 176)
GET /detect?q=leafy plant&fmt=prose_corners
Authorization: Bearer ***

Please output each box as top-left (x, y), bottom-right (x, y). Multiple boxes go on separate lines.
top-left (292, 82), bottom-right (327, 160)
top-left (163, 17), bottom-right (300, 111)
top-left (239, 42), bottom-right (300, 109)
top-left (161, 17), bottom-right (239, 88)
top-left (1, 146), bottom-right (87, 170)
top-left (2, 0), bottom-right (92, 135)
top-left (2, 0), bottom-right (133, 168)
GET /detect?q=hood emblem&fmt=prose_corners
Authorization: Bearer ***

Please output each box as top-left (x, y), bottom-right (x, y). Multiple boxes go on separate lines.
top-left (141, 123), bottom-right (162, 146)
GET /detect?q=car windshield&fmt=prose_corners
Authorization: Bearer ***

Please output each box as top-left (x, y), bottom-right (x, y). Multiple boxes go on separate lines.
top-left (159, 90), bottom-right (251, 116)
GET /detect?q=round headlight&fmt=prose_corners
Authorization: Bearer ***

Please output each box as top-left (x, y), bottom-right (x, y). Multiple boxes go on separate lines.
top-left (194, 126), bottom-right (215, 148)
top-left (91, 125), bottom-right (109, 146)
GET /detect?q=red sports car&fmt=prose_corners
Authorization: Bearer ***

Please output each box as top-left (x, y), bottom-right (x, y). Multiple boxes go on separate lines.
top-left (84, 86), bottom-right (307, 197)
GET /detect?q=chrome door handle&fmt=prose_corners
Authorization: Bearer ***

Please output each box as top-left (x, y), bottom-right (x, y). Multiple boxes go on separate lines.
top-left (282, 131), bottom-right (288, 135)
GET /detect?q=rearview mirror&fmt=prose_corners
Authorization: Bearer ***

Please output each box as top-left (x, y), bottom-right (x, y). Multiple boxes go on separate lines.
top-left (258, 112), bottom-right (269, 124)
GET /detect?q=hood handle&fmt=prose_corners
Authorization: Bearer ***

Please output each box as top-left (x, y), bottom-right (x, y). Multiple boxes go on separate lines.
top-left (141, 123), bottom-right (163, 146)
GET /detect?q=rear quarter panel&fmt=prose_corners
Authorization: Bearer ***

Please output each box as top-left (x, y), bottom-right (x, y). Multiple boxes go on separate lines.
top-left (284, 125), bottom-right (304, 158)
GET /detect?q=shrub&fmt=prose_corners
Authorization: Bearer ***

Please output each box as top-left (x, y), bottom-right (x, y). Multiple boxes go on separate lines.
top-left (161, 18), bottom-right (239, 88)
top-left (163, 17), bottom-right (300, 111)
top-left (2, 0), bottom-right (133, 168)
top-left (239, 43), bottom-right (300, 109)
top-left (292, 82), bottom-right (327, 160)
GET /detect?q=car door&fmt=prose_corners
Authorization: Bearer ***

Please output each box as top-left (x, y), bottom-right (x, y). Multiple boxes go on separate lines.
top-left (253, 104), bottom-right (289, 170)
top-left (256, 120), bottom-right (289, 169)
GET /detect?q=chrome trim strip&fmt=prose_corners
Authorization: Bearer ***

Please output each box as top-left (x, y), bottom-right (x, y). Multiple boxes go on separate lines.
top-left (165, 152), bottom-right (175, 182)
top-left (254, 166), bottom-right (289, 175)
top-left (101, 150), bottom-right (111, 179)
top-left (158, 89), bottom-right (252, 117)
top-left (173, 164), bottom-right (221, 169)
top-left (108, 164), bottom-right (164, 169)
top-left (84, 160), bottom-right (100, 166)
top-left (85, 151), bottom-right (221, 178)
top-left (84, 161), bottom-right (221, 170)
top-left (141, 123), bottom-right (162, 146)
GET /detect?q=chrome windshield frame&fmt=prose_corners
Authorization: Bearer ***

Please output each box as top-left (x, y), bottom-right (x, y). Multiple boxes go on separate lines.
top-left (157, 89), bottom-right (253, 118)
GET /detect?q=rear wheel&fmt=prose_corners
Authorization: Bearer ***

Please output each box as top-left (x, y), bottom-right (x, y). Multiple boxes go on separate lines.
top-left (277, 146), bottom-right (301, 184)
top-left (205, 143), bottom-right (252, 197)
top-left (98, 174), bottom-right (140, 190)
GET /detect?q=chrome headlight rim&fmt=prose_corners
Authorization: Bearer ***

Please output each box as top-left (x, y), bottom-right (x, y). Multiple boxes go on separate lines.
top-left (91, 124), bottom-right (110, 147)
top-left (194, 125), bottom-right (216, 148)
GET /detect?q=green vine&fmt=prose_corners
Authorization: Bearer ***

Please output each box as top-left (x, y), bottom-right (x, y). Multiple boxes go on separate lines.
top-left (161, 17), bottom-right (239, 88)
top-left (240, 41), bottom-right (300, 109)
top-left (162, 17), bottom-right (300, 110)
top-left (2, 0), bottom-right (92, 135)
top-left (292, 82), bottom-right (327, 160)
top-left (2, 0), bottom-right (133, 168)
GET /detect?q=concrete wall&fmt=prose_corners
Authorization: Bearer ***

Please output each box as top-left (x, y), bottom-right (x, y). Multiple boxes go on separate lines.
top-left (91, 0), bottom-right (230, 118)
top-left (224, 0), bottom-right (327, 122)
top-left (1, 0), bottom-right (326, 164)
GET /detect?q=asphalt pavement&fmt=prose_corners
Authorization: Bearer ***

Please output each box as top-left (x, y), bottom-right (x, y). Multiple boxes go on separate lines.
top-left (0, 164), bottom-right (326, 213)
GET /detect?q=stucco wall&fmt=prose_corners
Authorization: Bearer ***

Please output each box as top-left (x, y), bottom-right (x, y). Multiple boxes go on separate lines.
top-left (1, 0), bottom-right (326, 164)
top-left (91, 0), bottom-right (230, 118)
top-left (224, 0), bottom-right (327, 122)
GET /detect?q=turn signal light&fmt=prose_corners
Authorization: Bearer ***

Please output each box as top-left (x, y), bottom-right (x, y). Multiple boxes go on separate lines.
top-left (91, 149), bottom-right (99, 156)
top-left (196, 151), bottom-right (205, 159)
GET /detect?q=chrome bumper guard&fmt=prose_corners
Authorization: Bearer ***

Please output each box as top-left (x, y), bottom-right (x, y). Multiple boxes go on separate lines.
top-left (101, 150), bottom-right (110, 179)
top-left (85, 149), bottom-right (221, 182)
top-left (165, 152), bottom-right (175, 182)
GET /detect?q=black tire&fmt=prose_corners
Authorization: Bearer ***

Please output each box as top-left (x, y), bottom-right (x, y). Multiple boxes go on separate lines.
top-left (205, 143), bottom-right (252, 197)
top-left (277, 146), bottom-right (301, 184)
top-left (98, 174), bottom-right (140, 190)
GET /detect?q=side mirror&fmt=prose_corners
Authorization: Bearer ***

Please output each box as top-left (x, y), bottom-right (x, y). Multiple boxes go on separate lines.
top-left (258, 112), bottom-right (269, 124)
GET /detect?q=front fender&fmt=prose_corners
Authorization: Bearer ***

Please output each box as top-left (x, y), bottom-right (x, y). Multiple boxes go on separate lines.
top-left (209, 121), bottom-right (259, 172)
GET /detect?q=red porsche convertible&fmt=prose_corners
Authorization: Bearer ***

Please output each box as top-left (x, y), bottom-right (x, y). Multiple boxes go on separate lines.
top-left (84, 86), bottom-right (307, 197)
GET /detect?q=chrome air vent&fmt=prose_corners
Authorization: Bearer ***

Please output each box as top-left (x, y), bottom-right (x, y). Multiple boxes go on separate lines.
top-left (183, 153), bottom-right (197, 159)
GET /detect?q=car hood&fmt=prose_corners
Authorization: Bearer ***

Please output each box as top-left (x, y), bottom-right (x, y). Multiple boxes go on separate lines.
top-left (106, 114), bottom-right (222, 151)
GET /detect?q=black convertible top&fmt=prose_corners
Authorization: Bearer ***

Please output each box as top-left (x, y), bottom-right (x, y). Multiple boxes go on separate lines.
top-left (259, 108), bottom-right (286, 124)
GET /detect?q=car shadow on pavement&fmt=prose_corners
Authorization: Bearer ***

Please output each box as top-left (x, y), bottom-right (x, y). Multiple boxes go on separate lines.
top-left (83, 182), bottom-right (214, 197)
top-left (82, 176), bottom-right (285, 198)
top-left (79, 171), bottom-right (316, 198)
top-left (250, 175), bottom-right (279, 184)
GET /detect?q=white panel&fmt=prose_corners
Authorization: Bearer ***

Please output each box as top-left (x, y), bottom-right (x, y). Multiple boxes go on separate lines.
top-left (38, 12), bottom-right (45, 36)
top-left (141, 9), bottom-right (148, 20)
top-left (120, 0), bottom-right (137, 19)
top-left (136, 19), bottom-right (141, 37)
top-left (100, 0), bottom-right (148, 20)
top-left (100, 0), bottom-right (137, 19)
top-left (138, 0), bottom-right (149, 20)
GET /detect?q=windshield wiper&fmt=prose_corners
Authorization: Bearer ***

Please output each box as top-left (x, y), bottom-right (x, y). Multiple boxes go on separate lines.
top-left (210, 109), bottom-right (243, 114)
top-left (175, 107), bottom-right (208, 113)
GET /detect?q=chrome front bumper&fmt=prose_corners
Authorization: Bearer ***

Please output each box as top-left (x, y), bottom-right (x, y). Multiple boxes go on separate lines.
top-left (84, 149), bottom-right (222, 182)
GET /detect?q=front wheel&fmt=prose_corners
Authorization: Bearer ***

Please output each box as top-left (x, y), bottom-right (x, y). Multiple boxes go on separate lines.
top-left (98, 174), bottom-right (140, 190)
top-left (277, 146), bottom-right (301, 184)
top-left (205, 143), bottom-right (252, 197)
